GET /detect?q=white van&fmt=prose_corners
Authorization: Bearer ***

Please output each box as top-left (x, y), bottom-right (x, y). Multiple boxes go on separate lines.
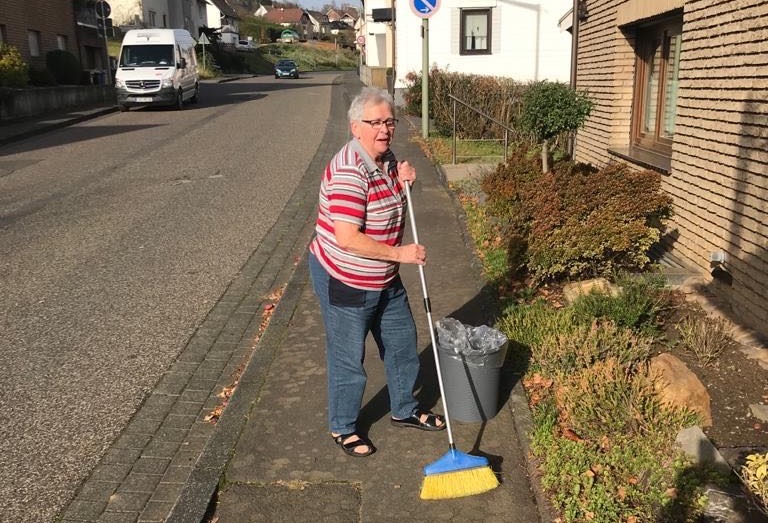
top-left (115, 29), bottom-right (199, 111)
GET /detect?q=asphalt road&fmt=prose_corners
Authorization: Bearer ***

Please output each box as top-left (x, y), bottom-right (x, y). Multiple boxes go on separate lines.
top-left (0, 72), bottom-right (344, 523)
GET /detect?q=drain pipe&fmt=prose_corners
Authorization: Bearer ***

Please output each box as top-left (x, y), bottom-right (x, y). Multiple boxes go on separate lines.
top-left (570, 0), bottom-right (580, 89)
top-left (569, 0), bottom-right (581, 157)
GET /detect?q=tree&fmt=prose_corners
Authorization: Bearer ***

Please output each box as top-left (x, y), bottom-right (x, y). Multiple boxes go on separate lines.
top-left (519, 80), bottom-right (593, 173)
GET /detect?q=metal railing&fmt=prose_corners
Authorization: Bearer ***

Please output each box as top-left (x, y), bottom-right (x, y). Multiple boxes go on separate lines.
top-left (449, 93), bottom-right (516, 165)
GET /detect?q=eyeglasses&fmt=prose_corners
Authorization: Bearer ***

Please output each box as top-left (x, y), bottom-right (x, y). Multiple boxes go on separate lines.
top-left (361, 118), bottom-right (399, 130)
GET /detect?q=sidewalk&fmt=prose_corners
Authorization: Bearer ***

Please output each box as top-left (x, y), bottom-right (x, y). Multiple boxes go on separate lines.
top-left (0, 104), bottom-right (118, 147)
top-left (2, 73), bottom-right (547, 523)
top-left (195, 115), bottom-right (546, 521)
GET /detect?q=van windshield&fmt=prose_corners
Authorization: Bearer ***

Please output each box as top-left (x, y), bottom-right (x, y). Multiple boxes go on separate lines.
top-left (119, 45), bottom-right (175, 67)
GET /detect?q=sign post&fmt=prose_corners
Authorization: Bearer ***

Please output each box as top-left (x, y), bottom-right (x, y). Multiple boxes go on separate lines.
top-left (198, 32), bottom-right (210, 71)
top-left (410, 0), bottom-right (440, 139)
top-left (94, 0), bottom-right (111, 85)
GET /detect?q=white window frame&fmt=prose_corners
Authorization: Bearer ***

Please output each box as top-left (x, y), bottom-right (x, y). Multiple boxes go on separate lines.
top-left (28, 30), bottom-right (41, 57)
top-left (460, 8), bottom-right (491, 55)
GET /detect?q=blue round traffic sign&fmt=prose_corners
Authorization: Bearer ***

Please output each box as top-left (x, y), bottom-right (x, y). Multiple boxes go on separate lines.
top-left (410, 0), bottom-right (441, 19)
top-left (94, 0), bottom-right (111, 18)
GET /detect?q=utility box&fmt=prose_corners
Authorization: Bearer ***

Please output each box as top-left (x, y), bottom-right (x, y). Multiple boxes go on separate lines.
top-left (371, 8), bottom-right (393, 22)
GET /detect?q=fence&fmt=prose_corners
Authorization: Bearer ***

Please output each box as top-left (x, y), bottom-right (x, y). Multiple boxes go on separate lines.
top-left (448, 93), bottom-right (515, 165)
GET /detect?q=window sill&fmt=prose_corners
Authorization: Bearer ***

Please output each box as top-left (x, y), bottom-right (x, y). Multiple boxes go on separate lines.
top-left (608, 146), bottom-right (671, 174)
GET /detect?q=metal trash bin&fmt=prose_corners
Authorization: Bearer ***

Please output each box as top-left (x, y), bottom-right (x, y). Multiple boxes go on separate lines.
top-left (436, 318), bottom-right (508, 423)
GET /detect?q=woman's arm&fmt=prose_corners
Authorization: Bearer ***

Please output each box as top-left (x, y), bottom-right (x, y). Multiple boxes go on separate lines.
top-left (333, 221), bottom-right (425, 265)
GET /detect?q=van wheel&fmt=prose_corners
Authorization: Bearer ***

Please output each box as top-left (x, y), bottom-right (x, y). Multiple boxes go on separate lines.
top-left (175, 89), bottom-right (184, 110)
top-left (118, 105), bottom-right (129, 112)
top-left (190, 83), bottom-right (199, 104)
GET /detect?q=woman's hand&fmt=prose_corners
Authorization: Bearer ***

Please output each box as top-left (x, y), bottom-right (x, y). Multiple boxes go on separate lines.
top-left (397, 243), bottom-right (426, 265)
top-left (397, 161), bottom-right (416, 189)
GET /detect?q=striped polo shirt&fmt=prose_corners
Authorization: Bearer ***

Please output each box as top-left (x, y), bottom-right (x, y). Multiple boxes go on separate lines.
top-left (310, 138), bottom-right (406, 290)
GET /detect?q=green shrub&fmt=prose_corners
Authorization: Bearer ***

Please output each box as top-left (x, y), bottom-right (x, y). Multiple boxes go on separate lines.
top-left (402, 69), bottom-right (528, 141)
top-left (0, 43), bottom-right (29, 87)
top-left (522, 162), bottom-right (672, 283)
top-left (676, 313), bottom-right (736, 366)
top-left (46, 49), bottom-right (81, 85)
top-left (571, 273), bottom-right (668, 337)
top-left (478, 150), bottom-right (671, 284)
top-left (497, 300), bottom-right (577, 373)
top-left (536, 321), bottom-right (653, 378)
top-left (556, 358), bottom-right (696, 440)
top-left (28, 66), bottom-right (57, 86)
top-left (519, 80), bottom-right (593, 172)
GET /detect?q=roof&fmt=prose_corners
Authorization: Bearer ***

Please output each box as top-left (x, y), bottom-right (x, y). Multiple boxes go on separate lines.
top-left (262, 7), bottom-right (305, 24)
top-left (207, 0), bottom-right (240, 19)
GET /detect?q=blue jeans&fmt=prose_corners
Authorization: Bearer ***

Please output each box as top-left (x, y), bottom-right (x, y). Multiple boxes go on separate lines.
top-left (309, 253), bottom-right (420, 435)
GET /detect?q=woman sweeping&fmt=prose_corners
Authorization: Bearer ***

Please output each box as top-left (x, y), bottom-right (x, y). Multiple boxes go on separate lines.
top-left (308, 87), bottom-right (445, 458)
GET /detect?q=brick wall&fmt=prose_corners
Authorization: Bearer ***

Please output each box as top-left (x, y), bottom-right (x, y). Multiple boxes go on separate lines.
top-left (0, 0), bottom-right (78, 69)
top-left (573, 0), bottom-right (768, 337)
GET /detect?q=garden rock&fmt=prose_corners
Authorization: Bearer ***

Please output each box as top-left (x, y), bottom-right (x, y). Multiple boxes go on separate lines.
top-left (649, 353), bottom-right (713, 427)
top-left (562, 277), bottom-right (620, 304)
top-left (750, 404), bottom-right (768, 423)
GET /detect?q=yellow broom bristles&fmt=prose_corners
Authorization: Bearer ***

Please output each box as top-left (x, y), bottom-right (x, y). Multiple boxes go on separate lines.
top-left (419, 465), bottom-right (499, 500)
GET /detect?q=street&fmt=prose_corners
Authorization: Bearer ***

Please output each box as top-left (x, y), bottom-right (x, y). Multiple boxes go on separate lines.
top-left (0, 72), bottom-right (343, 522)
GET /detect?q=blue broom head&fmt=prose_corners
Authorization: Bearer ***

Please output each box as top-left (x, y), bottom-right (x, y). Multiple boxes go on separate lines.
top-left (424, 449), bottom-right (489, 476)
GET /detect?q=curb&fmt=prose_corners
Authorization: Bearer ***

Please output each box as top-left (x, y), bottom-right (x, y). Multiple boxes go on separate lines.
top-left (0, 106), bottom-right (118, 147)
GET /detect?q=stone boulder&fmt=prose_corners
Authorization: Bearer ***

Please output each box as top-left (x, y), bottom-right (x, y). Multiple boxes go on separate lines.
top-left (649, 353), bottom-right (712, 427)
top-left (562, 277), bottom-right (621, 304)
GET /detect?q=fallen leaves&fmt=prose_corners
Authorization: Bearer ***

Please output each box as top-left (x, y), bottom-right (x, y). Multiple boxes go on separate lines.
top-left (522, 372), bottom-right (554, 407)
top-left (203, 285), bottom-right (286, 424)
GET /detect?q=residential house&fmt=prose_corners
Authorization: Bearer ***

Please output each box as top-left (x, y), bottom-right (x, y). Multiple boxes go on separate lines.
top-left (110, 0), bottom-right (207, 34)
top-left (305, 10), bottom-right (330, 40)
top-left (262, 7), bottom-right (312, 40)
top-left (327, 6), bottom-right (359, 26)
top-left (358, 0), bottom-right (572, 95)
top-left (568, 0), bottom-right (768, 339)
top-left (0, 0), bottom-right (81, 71)
top-left (205, 0), bottom-right (241, 44)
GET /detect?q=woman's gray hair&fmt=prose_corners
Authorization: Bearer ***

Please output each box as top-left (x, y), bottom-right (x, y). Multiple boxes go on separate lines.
top-left (348, 87), bottom-right (394, 122)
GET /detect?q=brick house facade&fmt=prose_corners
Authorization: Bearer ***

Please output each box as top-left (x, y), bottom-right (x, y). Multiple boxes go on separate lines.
top-left (0, 0), bottom-right (112, 76)
top-left (0, 0), bottom-right (79, 69)
top-left (571, 0), bottom-right (768, 338)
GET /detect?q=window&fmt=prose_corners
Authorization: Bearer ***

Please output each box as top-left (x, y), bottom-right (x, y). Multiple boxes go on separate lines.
top-left (632, 16), bottom-right (682, 156)
top-left (0, 25), bottom-right (7, 45)
top-left (460, 9), bottom-right (491, 55)
top-left (28, 30), bottom-right (41, 57)
top-left (57, 35), bottom-right (67, 50)
top-left (148, 10), bottom-right (157, 27)
top-left (163, 14), bottom-right (167, 28)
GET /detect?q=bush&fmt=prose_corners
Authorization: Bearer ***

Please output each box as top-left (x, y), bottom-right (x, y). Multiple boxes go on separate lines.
top-left (497, 300), bottom-right (577, 372)
top-left (556, 357), bottom-right (694, 440)
top-left (0, 43), bottom-right (29, 87)
top-left (676, 314), bottom-right (736, 366)
top-left (28, 67), bottom-right (57, 86)
top-left (46, 49), bottom-right (81, 85)
top-left (519, 81), bottom-right (592, 140)
top-left (478, 151), bottom-right (672, 284)
top-left (402, 69), bottom-right (528, 141)
top-left (740, 451), bottom-right (768, 516)
top-left (522, 162), bottom-right (672, 283)
top-left (519, 80), bottom-right (593, 172)
top-left (571, 273), bottom-right (668, 337)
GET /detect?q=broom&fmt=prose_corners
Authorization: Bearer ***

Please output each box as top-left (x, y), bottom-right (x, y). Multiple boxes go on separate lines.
top-left (403, 181), bottom-right (500, 500)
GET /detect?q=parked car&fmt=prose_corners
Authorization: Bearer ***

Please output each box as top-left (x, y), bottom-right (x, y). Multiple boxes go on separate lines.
top-left (278, 29), bottom-right (300, 43)
top-left (235, 39), bottom-right (253, 51)
top-left (274, 59), bottom-right (299, 79)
